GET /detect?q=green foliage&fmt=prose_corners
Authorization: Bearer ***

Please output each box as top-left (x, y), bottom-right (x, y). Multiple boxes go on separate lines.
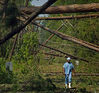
top-left (12, 32), bottom-right (39, 81)
top-left (13, 32), bottom-right (38, 62)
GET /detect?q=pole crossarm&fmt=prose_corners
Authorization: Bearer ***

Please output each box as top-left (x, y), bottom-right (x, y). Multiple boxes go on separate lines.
top-left (32, 22), bottom-right (99, 52)
top-left (0, 0), bottom-right (57, 45)
top-left (20, 3), bottom-right (99, 14)
top-left (35, 14), bottom-right (99, 20)
top-left (39, 43), bottom-right (89, 62)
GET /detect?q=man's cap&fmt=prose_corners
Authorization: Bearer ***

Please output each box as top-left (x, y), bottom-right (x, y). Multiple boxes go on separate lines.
top-left (67, 57), bottom-right (71, 60)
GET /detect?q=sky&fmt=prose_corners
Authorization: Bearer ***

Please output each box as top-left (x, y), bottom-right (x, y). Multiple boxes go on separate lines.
top-left (31, 0), bottom-right (48, 6)
top-left (31, 0), bottom-right (48, 17)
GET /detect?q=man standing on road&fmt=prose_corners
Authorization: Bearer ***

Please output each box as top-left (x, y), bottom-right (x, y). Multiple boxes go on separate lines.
top-left (63, 57), bottom-right (75, 88)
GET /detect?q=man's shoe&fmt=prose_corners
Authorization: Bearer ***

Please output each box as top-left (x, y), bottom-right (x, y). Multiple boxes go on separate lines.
top-left (69, 83), bottom-right (71, 88)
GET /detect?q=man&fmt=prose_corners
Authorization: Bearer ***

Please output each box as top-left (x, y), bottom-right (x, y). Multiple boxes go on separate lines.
top-left (63, 57), bottom-right (75, 88)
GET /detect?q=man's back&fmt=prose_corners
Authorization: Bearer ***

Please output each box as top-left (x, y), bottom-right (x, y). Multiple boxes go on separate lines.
top-left (63, 62), bottom-right (74, 75)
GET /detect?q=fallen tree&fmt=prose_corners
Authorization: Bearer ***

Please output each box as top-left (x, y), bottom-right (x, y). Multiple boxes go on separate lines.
top-left (0, 0), bottom-right (57, 45)
top-left (39, 43), bottom-right (89, 62)
top-left (32, 22), bottom-right (99, 52)
top-left (35, 14), bottom-right (99, 20)
top-left (20, 3), bottom-right (99, 14)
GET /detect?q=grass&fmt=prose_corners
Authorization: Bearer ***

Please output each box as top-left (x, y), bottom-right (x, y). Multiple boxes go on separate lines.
top-left (0, 57), bottom-right (99, 93)
top-left (38, 61), bottom-right (99, 93)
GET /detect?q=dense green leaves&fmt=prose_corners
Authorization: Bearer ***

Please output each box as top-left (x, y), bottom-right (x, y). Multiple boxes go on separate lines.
top-left (13, 32), bottom-right (39, 61)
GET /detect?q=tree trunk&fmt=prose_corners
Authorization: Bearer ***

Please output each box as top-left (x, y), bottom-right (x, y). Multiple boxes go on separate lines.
top-left (0, 0), bottom-right (57, 45)
top-left (20, 3), bottom-right (99, 14)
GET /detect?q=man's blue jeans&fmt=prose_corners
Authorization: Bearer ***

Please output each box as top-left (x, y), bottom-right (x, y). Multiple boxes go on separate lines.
top-left (65, 73), bottom-right (72, 84)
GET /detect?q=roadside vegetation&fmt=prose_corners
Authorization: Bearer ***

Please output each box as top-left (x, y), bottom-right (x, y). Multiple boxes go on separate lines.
top-left (0, 0), bottom-right (99, 93)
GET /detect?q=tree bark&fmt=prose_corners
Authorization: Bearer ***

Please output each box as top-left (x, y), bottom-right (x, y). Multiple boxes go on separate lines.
top-left (0, 0), bottom-right (57, 45)
top-left (20, 3), bottom-right (99, 14)
top-left (40, 43), bottom-right (89, 62)
top-left (35, 14), bottom-right (99, 20)
top-left (33, 22), bottom-right (99, 52)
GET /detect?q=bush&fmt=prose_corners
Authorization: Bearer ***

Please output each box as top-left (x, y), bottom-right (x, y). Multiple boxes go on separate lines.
top-left (0, 58), bottom-right (16, 84)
